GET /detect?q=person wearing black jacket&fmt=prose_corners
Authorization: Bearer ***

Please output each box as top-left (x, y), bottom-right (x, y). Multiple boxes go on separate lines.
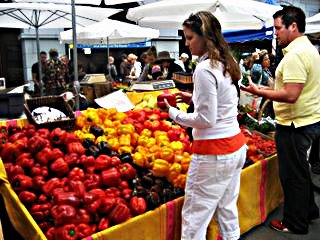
top-left (154, 51), bottom-right (183, 80)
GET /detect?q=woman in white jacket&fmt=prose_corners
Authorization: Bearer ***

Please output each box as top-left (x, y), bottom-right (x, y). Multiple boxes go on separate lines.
top-left (165, 11), bottom-right (247, 240)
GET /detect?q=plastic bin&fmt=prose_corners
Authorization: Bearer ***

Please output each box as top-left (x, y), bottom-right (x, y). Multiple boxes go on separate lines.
top-left (0, 89), bottom-right (24, 117)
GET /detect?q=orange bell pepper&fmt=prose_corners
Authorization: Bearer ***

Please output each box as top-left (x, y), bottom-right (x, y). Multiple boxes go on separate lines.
top-left (167, 162), bottom-right (182, 182)
top-left (160, 146), bottom-right (174, 162)
top-left (181, 152), bottom-right (191, 173)
top-left (132, 152), bottom-right (146, 167)
top-left (119, 134), bottom-right (131, 146)
top-left (117, 124), bottom-right (135, 135)
top-left (140, 129), bottom-right (152, 137)
top-left (172, 174), bottom-right (187, 189)
top-left (107, 138), bottom-right (120, 151)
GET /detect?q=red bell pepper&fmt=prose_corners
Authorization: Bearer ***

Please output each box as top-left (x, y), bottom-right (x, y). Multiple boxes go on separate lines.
top-left (50, 127), bottom-right (67, 145)
top-left (83, 192), bottom-right (101, 214)
top-left (16, 153), bottom-right (35, 169)
top-left (18, 190), bottom-right (37, 205)
top-left (68, 167), bottom-right (85, 181)
top-left (66, 142), bottom-right (85, 155)
top-left (129, 196), bottom-right (147, 216)
top-left (28, 135), bottom-right (49, 154)
top-left (76, 223), bottom-right (94, 239)
top-left (64, 153), bottom-right (79, 167)
top-left (0, 132), bottom-right (8, 151)
top-left (88, 188), bottom-right (105, 199)
top-left (11, 174), bottom-right (33, 191)
top-left (110, 156), bottom-right (121, 167)
top-left (36, 128), bottom-right (50, 140)
top-left (98, 217), bottom-right (110, 231)
top-left (35, 147), bottom-right (51, 166)
top-left (119, 163), bottom-right (137, 180)
top-left (101, 167), bottom-right (121, 187)
top-left (105, 187), bottom-right (121, 198)
top-left (79, 154), bottom-right (95, 168)
top-left (99, 197), bottom-right (116, 214)
top-left (30, 203), bottom-right (52, 221)
top-left (52, 187), bottom-right (65, 197)
top-left (50, 157), bottom-right (69, 177)
top-left (45, 227), bottom-right (55, 240)
top-left (53, 192), bottom-right (81, 207)
top-left (95, 154), bottom-right (112, 171)
top-left (54, 224), bottom-right (78, 240)
top-left (122, 188), bottom-right (133, 201)
top-left (48, 148), bottom-right (64, 162)
top-left (8, 132), bottom-right (26, 143)
top-left (32, 175), bottom-right (46, 191)
top-left (0, 142), bottom-right (23, 163)
top-left (4, 163), bottom-right (24, 181)
top-left (119, 180), bottom-right (129, 190)
top-left (51, 204), bottom-right (77, 226)
top-left (38, 194), bottom-right (48, 203)
top-left (22, 124), bottom-right (36, 138)
top-left (157, 93), bottom-right (177, 108)
top-left (63, 132), bottom-right (80, 144)
top-left (30, 164), bottom-right (48, 177)
top-left (108, 203), bottom-right (131, 224)
top-left (83, 173), bottom-right (101, 190)
top-left (38, 221), bottom-right (53, 234)
top-left (69, 180), bottom-right (86, 198)
top-left (42, 177), bottom-right (63, 196)
top-left (75, 208), bottom-right (91, 224)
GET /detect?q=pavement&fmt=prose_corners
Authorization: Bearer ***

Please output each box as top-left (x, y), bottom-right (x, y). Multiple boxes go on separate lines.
top-left (241, 171), bottom-right (320, 240)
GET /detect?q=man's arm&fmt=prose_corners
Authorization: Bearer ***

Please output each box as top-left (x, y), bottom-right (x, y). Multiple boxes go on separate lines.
top-left (242, 81), bottom-right (304, 103)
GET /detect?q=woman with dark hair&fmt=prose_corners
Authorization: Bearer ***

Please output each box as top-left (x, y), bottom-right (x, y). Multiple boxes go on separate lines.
top-left (251, 50), bottom-right (274, 87)
top-left (164, 11), bottom-right (246, 240)
top-left (137, 46), bottom-right (158, 81)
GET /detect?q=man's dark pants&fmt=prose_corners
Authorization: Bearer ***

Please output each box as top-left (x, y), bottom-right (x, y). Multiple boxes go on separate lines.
top-left (275, 122), bottom-right (320, 233)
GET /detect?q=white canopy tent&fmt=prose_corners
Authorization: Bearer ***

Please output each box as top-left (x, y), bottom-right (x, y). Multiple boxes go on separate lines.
top-left (306, 13), bottom-right (320, 35)
top-left (126, 0), bottom-right (282, 31)
top-left (59, 18), bottom-right (160, 59)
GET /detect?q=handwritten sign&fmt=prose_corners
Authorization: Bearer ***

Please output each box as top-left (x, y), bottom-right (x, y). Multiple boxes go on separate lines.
top-left (95, 89), bottom-right (134, 112)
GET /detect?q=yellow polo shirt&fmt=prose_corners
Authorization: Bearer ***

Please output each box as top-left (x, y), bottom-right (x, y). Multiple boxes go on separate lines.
top-left (274, 36), bottom-right (320, 127)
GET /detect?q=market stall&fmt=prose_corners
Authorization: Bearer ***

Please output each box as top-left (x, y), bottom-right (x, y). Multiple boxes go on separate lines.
top-left (0, 89), bottom-right (283, 239)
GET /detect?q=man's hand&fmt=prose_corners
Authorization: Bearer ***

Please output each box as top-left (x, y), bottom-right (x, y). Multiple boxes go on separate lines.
top-left (240, 75), bottom-right (260, 95)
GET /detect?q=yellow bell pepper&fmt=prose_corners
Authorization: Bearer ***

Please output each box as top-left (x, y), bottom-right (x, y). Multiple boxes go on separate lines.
top-left (73, 130), bottom-right (85, 139)
top-left (152, 159), bottom-right (170, 177)
top-left (132, 152), bottom-right (146, 167)
top-left (170, 141), bottom-right (184, 152)
top-left (107, 138), bottom-right (119, 151)
top-left (117, 124), bottom-right (135, 135)
top-left (137, 135), bottom-right (149, 147)
top-left (82, 133), bottom-right (96, 141)
top-left (75, 115), bottom-right (87, 129)
top-left (149, 145), bottom-right (161, 159)
top-left (160, 146), bottom-right (174, 162)
top-left (104, 128), bottom-right (117, 138)
top-left (181, 153), bottom-right (191, 173)
top-left (168, 163), bottom-right (182, 182)
top-left (118, 146), bottom-right (133, 154)
top-left (119, 134), bottom-right (131, 146)
top-left (95, 135), bottom-right (108, 144)
top-left (145, 137), bottom-right (156, 148)
top-left (113, 112), bottom-right (127, 122)
top-left (153, 130), bottom-right (167, 138)
top-left (155, 134), bottom-right (170, 145)
top-left (140, 129), bottom-right (152, 137)
top-left (103, 119), bottom-right (114, 128)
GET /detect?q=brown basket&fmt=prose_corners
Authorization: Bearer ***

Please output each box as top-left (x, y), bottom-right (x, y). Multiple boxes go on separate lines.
top-left (24, 96), bottom-right (75, 130)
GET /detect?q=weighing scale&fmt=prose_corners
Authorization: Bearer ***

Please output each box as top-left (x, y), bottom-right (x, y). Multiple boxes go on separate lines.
top-left (129, 80), bottom-right (175, 91)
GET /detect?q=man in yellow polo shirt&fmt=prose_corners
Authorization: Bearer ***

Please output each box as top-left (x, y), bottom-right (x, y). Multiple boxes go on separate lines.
top-left (242, 6), bottom-right (320, 235)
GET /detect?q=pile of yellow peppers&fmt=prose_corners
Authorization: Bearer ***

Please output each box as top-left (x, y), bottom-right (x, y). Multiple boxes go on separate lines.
top-left (74, 107), bottom-right (192, 189)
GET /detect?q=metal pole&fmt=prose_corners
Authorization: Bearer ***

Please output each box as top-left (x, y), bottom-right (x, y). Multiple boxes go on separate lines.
top-left (71, 0), bottom-right (80, 110)
top-left (35, 25), bottom-right (43, 97)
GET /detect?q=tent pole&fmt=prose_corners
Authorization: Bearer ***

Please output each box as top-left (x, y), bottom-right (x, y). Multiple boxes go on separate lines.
top-left (71, 0), bottom-right (80, 110)
top-left (35, 25), bottom-right (43, 97)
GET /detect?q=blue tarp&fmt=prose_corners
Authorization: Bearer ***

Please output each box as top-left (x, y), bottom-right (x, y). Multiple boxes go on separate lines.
top-left (224, 26), bottom-right (273, 43)
top-left (77, 40), bottom-right (152, 49)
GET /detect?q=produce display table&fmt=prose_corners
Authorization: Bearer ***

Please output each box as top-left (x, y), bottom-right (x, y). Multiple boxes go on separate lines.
top-left (0, 115), bottom-right (283, 240)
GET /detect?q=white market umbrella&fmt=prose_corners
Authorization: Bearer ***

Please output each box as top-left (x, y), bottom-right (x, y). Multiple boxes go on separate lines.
top-left (0, 2), bottom-right (121, 96)
top-left (127, 0), bottom-right (282, 31)
top-left (14, 0), bottom-right (102, 5)
top-left (306, 13), bottom-right (320, 34)
top-left (59, 18), bottom-right (159, 44)
top-left (59, 18), bottom-right (159, 62)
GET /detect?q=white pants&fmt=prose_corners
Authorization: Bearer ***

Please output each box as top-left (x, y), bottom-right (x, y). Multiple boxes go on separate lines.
top-left (181, 145), bottom-right (247, 240)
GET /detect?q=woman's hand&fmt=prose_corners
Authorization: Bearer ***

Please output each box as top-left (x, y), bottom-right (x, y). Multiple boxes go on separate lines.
top-left (163, 98), bottom-right (171, 109)
top-left (175, 91), bottom-right (192, 104)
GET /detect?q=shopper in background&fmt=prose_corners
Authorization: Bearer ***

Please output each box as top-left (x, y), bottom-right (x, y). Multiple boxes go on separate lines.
top-left (119, 53), bottom-right (130, 82)
top-left (31, 51), bottom-right (47, 97)
top-left (242, 6), bottom-right (320, 234)
top-left (164, 11), bottom-right (246, 240)
top-left (175, 52), bottom-right (190, 72)
top-left (138, 46), bottom-right (158, 82)
top-left (154, 51), bottom-right (183, 80)
top-left (60, 54), bottom-right (73, 84)
top-left (43, 48), bottom-right (68, 96)
top-left (105, 56), bottom-right (118, 82)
